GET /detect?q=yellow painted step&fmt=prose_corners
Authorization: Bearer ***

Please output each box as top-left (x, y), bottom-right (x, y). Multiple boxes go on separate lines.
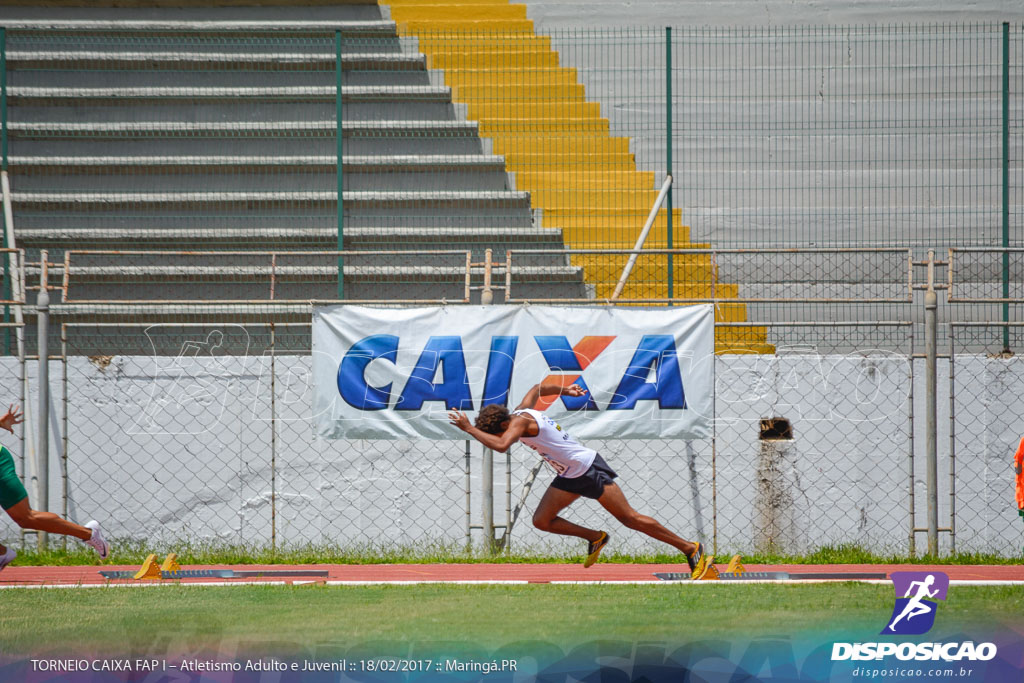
top-left (441, 68), bottom-right (579, 87)
top-left (571, 253), bottom-right (718, 283)
top-left (417, 33), bottom-right (552, 49)
top-left (428, 50), bottom-right (561, 69)
top-left (387, 0), bottom-right (515, 4)
top-left (452, 85), bottom-right (586, 102)
top-left (592, 281), bottom-right (740, 300)
top-left (397, 19), bottom-right (534, 33)
top-left (479, 118), bottom-right (610, 134)
top-left (493, 136), bottom-right (630, 155)
top-left (529, 189), bottom-right (660, 210)
top-left (516, 170), bottom-right (656, 189)
top-left (388, 3), bottom-right (528, 21)
top-left (502, 152), bottom-right (637, 170)
top-left (467, 101), bottom-right (601, 120)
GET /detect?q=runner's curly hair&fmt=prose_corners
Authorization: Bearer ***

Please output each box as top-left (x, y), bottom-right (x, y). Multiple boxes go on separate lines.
top-left (475, 404), bottom-right (511, 435)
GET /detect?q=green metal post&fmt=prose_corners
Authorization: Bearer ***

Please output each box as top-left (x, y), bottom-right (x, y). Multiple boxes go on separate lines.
top-left (1002, 22), bottom-right (1010, 351)
top-left (666, 27), bottom-right (674, 303)
top-left (1, 27), bottom-right (10, 356)
top-left (336, 29), bottom-right (345, 299)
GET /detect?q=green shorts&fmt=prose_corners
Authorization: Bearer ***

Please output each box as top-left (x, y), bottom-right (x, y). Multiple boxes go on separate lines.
top-left (0, 445), bottom-right (28, 510)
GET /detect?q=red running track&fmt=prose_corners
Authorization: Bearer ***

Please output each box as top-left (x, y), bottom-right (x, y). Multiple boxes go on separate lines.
top-left (1, 563), bottom-right (1022, 586)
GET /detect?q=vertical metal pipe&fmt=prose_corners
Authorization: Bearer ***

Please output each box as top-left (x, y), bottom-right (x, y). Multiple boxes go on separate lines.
top-left (666, 26), bottom-right (674, 302)
top-left (925, 251), bottom-right (938, 556)
top-left (464, 440), bottom-right (471, 552)
top-left (270, 323), bottom-right (276, 552)
top-left (505, 451), bottom-right (511, 554)
top-left (948, 323), bottom-right (956, 555)
top-left (1, 27), bottom-right (7, 171)
top-left (711, 350), bottom-right (718, 555)
top-left (1, 29), bottom-right (9, 357)
top-left (907, 326), bottom-right (916, 557)
top-left (481, 248), bottom-right (495, 553)
top-left (61, 323), bottom-right (67, 550)
top-left (336, 29), bottom-right (345, 299)
top-left (36, 250), bottom-right (49, 550)
top-left (482, 444), bottom-right (494, 554)
top-left (1002, 22), bottom-right (1010, 352)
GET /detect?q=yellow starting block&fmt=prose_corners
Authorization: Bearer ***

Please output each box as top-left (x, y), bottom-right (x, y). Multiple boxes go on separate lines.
top-left (726, 554), bottom-right (745, 575)
top-left (131, 553), bottom-right (180, 581)
top-left (694, 554), bottom-right (745, 581)
top-left (160, 553), bottom-right (181, 573)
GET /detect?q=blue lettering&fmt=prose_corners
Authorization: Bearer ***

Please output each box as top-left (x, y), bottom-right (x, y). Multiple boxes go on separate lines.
top-left (481, 336), bottom-right (519, 406)
top-left (395, 336), bottom-right (474, 411)
top-left (337, 335), bottom-right (398, 411)
top-left (608, 335), bottom-right (687, 410)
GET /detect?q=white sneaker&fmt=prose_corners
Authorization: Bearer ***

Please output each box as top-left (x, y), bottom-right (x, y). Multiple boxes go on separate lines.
top-left (0, 547), bottom-right (15, 571)
top-left (84, 520), bottom-right (109, 560)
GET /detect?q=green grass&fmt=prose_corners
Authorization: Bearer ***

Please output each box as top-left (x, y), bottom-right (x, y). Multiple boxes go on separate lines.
top-left (5, 539), bottom-right (1022, 567)
top-left (1, 584), bottom-right (1021, 657)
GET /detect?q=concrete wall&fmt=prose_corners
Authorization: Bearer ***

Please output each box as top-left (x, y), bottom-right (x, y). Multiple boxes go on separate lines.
top-left (520, 0), bottom-right (1022, 28)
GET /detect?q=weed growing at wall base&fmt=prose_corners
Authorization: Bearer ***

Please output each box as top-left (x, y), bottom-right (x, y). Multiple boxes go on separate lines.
top-left (5, 541), bottom-right (1022, 567)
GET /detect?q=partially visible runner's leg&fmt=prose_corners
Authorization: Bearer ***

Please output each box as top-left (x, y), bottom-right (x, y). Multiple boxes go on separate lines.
top-left (532, 485), bottom-right (610, 567)
top-left (597, 482), bottom-right (709, 577)
top-left (4, 498), bottom-right (109, 559)
top-left (532, 485), bottom-right (600, 541)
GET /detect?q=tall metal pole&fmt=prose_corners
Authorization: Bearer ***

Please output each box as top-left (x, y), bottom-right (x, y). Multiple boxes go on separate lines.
top-left (665, 26), bottom-right (674, 303)
top-left (36, 250), bottom-right (49, 550)
top-left (336, 29), bottom-right (345, 299)
top-left (925, 251), bottom-right (938, 555)
top-left (2, 27), bottom-right (10, 356)
top-left (1001, 22), bottom-right (1010, 352)
top-left (481, 249), bottom-right (495, 553)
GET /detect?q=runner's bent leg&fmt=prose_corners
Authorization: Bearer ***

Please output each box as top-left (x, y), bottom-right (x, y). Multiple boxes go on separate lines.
top-left (597, 483), bottom-right (696, 555)
top-left (4, 498), bottom-right (92, 541)
top-left (533, 485), bottom-right (603, 543)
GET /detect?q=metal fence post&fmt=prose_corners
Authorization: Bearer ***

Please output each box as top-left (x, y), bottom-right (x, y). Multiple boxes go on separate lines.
top-left (665, 26), bottom-right (674, 302)
top-left (1001, 22), bottom-right (1010, 352)
top-left (1, 26), bottom-right (9, 357)
top-left (481, 248), bottom-right (495, 553)
top-left (336, 29), bottom-right (345, 299)
top-left (36, 250), bottom-right (49, 550)
top-left (925, 250), bottom-right (938, 555)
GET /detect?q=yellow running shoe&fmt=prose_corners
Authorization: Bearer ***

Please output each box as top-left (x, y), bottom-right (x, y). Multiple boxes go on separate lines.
top-left (688, 542), bottom-right (710, 580)
top-left (583, 531), bottom-right (610, 568)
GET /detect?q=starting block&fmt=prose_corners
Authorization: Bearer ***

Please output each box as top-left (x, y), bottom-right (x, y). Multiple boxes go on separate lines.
top-left (654, 556), bottom-right (888, 582)
top-left (132, 554), bottom-right (162, 581)
top-left (101, 554), bottom-right (330, 581)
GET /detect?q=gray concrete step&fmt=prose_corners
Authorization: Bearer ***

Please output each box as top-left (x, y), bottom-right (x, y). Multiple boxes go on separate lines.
top-left (16, 225), bottom-right (565, 251)
top-left (9, 86), bottom-right (458, 123)
top-left (9, 154), bottom-right (513, 192)
top-left (9, 120), bottom-right (487, 155)
top-left (1, 20), bottom-right (397, 36)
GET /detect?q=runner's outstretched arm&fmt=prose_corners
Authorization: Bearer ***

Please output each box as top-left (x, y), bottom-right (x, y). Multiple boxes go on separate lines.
top-left (515, 383), bottom-right (587, 411)
top-left (448, 412), bottom-right (529, 452)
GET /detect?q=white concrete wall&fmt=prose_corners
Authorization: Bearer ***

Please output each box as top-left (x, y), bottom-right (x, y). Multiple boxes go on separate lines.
top-left (520, 1), bottom-right (1022, 28)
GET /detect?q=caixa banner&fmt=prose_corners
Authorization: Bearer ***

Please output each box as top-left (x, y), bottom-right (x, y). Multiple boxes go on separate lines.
top-left (312, 305), bottom-right (714, 440)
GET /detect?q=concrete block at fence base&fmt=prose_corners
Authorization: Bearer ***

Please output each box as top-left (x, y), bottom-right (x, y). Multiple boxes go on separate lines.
top-left (754, 418), bottom-right (799, 554)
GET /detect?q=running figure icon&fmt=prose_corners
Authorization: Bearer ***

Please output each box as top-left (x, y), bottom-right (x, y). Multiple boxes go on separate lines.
top-left (887, 574), bottom-right (940, 631)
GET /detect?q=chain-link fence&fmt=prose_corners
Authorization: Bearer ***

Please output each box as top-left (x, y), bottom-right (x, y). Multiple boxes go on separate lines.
top-left (0, 248), bottom-right (1021, 556)
top-left (950, 323), bottom-right (1024, 557)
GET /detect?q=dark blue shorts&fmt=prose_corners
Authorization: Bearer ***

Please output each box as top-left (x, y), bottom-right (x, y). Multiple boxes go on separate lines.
top-left (549, 453), bottom-right (618, 500)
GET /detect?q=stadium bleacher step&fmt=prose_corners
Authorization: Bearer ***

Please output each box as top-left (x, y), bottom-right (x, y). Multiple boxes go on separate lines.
top-left (9, 154), bottom-right (515, 192)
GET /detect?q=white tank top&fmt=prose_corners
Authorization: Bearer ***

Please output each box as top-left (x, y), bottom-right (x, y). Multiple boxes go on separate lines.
top-left (512, 408), bottom-right (597, 479)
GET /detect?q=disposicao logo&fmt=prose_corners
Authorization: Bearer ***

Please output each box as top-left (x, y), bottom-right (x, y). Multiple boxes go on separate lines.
top-left (882, 571), bottom-right (949, 635)
top-left (831, 571), bottom-right (998, 663)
